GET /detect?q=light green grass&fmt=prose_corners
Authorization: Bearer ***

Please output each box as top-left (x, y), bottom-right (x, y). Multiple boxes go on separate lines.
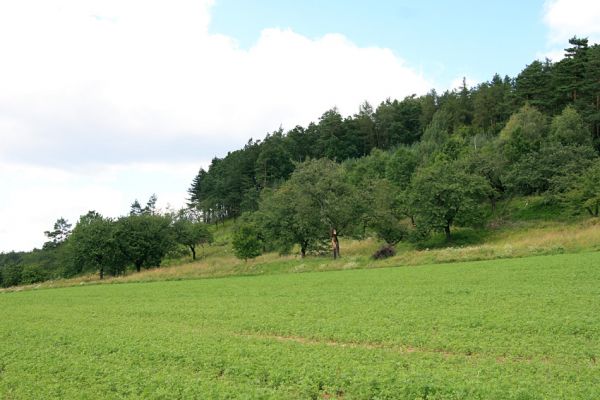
top-left (1, 252), bottom-right (599, 399)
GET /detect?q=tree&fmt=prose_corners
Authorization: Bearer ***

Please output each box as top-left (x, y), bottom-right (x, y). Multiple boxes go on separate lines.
top-left (258, 159), bottom-right (361, 258)
top-left (232, 221), bottom-right (262, 261)
top-left (465, 140), bottom-right (506, 212)
top-left (255, 129), bottom-right (294, 188)
top-left (66, 211), bottom-right (121, 279)
top-left (367, 179), bottom-right (409, 245)
top-left (499, 104), bottom-right (548, 162)
top-left (172, 213), bottom-right (213, 260)
top-left (385, 146), bottom-right (418, 189)
top-left (114, 214), bottom-right (174, 273)
top-left (515, 60), bottom-right (553, 113)
top-left (409, 159), bottom-right (490, 241)
top-left (563, 160), bottom-right (600, 216)
top-left (550, 105), bottom-right (592, 146)
top-left (43, 217), bottom-right (72, 249)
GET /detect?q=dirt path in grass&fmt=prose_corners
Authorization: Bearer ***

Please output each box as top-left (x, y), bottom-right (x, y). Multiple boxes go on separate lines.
top-left (234, 332), bottom-right (548, 365)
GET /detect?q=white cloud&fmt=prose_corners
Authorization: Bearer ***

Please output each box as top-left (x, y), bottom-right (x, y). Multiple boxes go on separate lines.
top-left (0, 161), bottom-right (202, 252)
top-left (543, 0), bottom-right (600, 45)
top-left (0, 0), bottom-right (431, 251)
top-left (541, 0), bottom-right (600, 61)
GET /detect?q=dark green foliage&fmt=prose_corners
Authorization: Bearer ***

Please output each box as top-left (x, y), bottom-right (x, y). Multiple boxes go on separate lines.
top-left (515, 60), bottom-right (554, 113)
top-left (255, 129), bottom-right (294, 188)
top-left (374, 96), bottom-right (423, 147)
top-left (366, 179), bottom-right (409, 245)
top-left (232, 221), bottom-right (263, 261)
top-left (0, 262), bottom-right (22, 287)
top-left (504, 143), bottom-right (596, 195)
top-left (385, 146), bottom-right (417, 188)
top-left (409, 159), bottom-right (490, 241)
top-left (563, 160), bottom-right (600, 216)
top-left (66, 211), bottom-right (122, 279)
top-left (114, 214), bottom-right (174, 272)
top-left (257, 159), bottom-right (361, 257)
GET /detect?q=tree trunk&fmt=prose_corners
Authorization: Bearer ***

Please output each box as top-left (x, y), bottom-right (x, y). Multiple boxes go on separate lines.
top-left (331, 229), bottom-right (340, 259)
top-left (135, 261), bottom-right (142, 273)
top-left (190, 245), bottom-right (196, 260)
top-left (301, 241), bottom-right (308, 258)
top-left (99, 267), bottom-right (104, 280)
top-left (490, 196), bottom-right (497, 213)
top-left (444, 224), bottom-right (451, 242)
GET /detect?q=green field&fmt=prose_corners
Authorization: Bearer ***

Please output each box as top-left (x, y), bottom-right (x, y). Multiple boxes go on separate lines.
top-left (1, 252), bottom-right (599, 399)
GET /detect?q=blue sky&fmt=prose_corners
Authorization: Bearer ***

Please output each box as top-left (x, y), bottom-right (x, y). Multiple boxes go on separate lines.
top-left (210, 0), bottom-right (549, 88)
top-left (1, 0), bottom-right (599, 252)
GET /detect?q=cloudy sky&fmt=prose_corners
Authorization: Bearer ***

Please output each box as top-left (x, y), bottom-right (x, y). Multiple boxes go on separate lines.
top-left (1, 0), bottom-right (599, 252)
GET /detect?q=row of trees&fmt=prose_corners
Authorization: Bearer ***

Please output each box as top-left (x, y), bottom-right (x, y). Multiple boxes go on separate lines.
top-left (0, 198), bottom-right (212, 287)
top-left (189, 38), bottom-right (600, 224)
top-left (231, 103), bottom-right (600, 260)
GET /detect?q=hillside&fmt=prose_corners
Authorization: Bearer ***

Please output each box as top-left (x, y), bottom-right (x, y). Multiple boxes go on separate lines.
top-left (2, 196), bottom-right (599, 292)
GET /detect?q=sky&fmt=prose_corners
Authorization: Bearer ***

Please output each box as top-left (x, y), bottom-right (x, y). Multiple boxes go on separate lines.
top-left (1, 0), bottom-right (599, 252)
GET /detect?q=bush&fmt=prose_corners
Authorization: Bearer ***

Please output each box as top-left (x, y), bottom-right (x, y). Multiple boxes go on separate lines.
top-left (20, 264), bottom-right (49, 284)
top-left (1, 263), bottom-right (23, 287)
top-left (372, 245), bottom-right (396, 260)
top-left (232, 223), bottom-right (263, 261)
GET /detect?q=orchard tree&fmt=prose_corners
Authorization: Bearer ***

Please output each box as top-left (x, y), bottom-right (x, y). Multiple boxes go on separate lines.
top-left (367, 179), bottom-right (409, 245)
top-left (258, 159), bottom-right (361, 258)
top-left (409, 159), bottom-right (490, 241)
top-left (66, 211), bottom-right (122, 279)
top-left (172, 213), bottom-right (213, 260)
top-left (114, 214), bottom-right (174, 273)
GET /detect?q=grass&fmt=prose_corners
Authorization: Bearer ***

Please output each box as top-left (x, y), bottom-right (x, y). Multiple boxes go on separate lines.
top-left (1, 251), bottom-right (599, 399)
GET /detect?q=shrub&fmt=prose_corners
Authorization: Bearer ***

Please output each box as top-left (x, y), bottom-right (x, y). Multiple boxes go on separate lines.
top-left (372, 245), bottom-right (396, 260)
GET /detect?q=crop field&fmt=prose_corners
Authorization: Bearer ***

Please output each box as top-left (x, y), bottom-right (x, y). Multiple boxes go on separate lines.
top-left (1, 252), bottom-right (599, 399)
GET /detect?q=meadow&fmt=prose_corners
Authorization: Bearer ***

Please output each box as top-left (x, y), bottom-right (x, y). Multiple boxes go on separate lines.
top-left (1, 251), bottom-right (599, 399)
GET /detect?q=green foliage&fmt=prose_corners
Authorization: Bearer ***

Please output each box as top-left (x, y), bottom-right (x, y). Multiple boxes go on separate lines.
top-left (114, 214), bottom-right (174, 272)
top-left (0, 263), bottom-right (22, 287)
top-left (499, 104), bottom-right (548, 161)
top-left (366, 179), bottom-right (409, 245)
top-left (409, 159), bottom-right (490, 241)
top-left (550, 105), bottom-right (591, 146)
top-left (385, 146), bottom-right (417, 188)
top-left (504, 143), bottom-right (595, 195)
top-left (232, 221), bottom-right (263, 261)
top-left (172, 214), bottom-right (213, 260)
top-left (66, 211), bottom-right (122, 279)
top-left (563, 160), bottom-right (600, 216)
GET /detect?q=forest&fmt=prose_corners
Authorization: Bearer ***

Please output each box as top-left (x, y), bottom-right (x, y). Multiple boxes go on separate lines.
top-left (1, 37), bottom-right (599, 287)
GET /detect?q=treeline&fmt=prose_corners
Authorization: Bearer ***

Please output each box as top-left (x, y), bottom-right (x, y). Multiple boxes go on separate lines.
top-left (0, 198), bottom-right (212, 287)
top-left (2, 37), bottom-right (600, 286)
top-left (189, 37), bottom-right (600, 225)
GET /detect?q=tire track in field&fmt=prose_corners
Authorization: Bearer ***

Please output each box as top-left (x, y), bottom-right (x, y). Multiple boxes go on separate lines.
top-left (234, 332), bottom-right (549, 365)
